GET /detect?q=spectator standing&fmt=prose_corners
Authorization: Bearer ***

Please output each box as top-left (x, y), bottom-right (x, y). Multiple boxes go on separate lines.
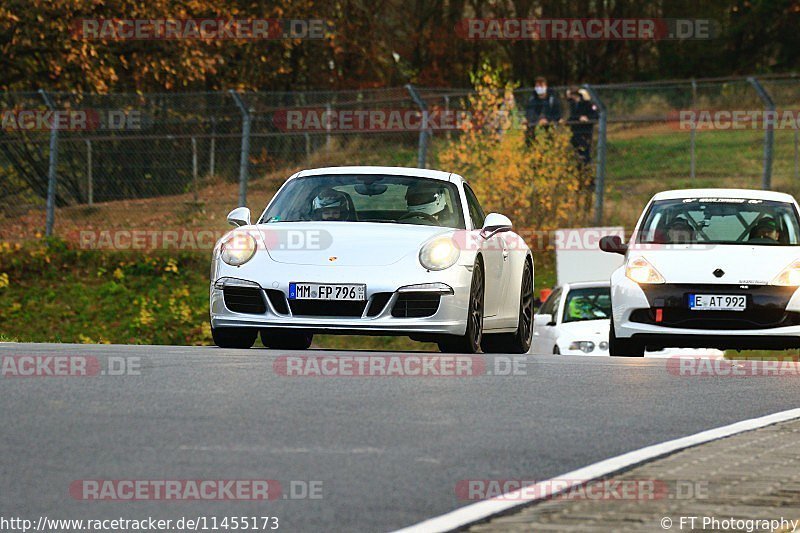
top-left (566, 86), bottom-right (598, 166)
top-left (525, 76), bottom-right (561, 143)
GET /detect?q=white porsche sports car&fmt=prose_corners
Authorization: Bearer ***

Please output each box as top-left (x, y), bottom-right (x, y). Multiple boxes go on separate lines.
top-left (601, 188), bottom-right (800, 356)
top-left (210, 166), bottom-right (534, 353)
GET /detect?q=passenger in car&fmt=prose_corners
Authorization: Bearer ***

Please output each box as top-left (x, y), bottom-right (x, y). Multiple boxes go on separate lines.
top-left (749, 218), bottom-right (781, 243)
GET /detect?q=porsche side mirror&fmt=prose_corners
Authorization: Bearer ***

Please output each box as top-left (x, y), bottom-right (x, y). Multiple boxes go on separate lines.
top-left (600, 235), bottom-right (627, 255)
top-left (227, 207), bottom-right (251, 227)
top-left (481, 213), bottom-right (512, 237)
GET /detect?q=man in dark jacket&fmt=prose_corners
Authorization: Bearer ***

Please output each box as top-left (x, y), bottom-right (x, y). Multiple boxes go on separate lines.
top-left (525, 76), bottom-right (561, 143)
top-left (566, 86), bottom-right (598, 166)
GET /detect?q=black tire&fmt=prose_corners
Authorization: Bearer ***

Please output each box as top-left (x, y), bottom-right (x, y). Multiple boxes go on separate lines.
top-left (481, 258), bottom-right (534, 354)
top-left (553, 345), bottom-right (561, 355)
top-left (609, 320), bottom-right (644, 357)
top-left (261, 329), bottom-right (313, 350)
top-left (438, 261), bottom-right (485, 354)
top-left (212, 327), bottom-right (258, 349)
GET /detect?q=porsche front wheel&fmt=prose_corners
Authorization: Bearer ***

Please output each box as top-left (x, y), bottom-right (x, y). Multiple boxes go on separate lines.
top-left (481, 259), bottom-right (534, 354)
top-left (438, 261), bottom-right (484, 354)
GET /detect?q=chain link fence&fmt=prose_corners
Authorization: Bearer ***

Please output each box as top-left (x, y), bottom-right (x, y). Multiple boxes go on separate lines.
top-left (1, 75), bottom-right (798, 237)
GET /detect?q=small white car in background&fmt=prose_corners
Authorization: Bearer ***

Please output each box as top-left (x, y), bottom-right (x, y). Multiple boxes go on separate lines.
top-left (210, 166), bottom-right (534, 354)
top-left (533, 281), bottom-right (613, 355)
top-left (601, 188), bottom-right (800, 356)
top-left (532, 281), bottom-right (724, 357)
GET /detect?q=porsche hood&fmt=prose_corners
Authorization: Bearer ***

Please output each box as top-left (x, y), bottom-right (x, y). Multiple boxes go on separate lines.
top-left (254, 222), bottom-right (451, 267)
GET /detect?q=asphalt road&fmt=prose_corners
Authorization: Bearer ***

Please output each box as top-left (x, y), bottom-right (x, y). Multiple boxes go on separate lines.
top-left (2, 343), bottom-right (800, 532)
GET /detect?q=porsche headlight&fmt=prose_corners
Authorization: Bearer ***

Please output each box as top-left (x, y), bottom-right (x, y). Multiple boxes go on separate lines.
top-left (625, 257), bottom-right (665, 284)
top-left (419, 235), bottom-right (460, 271)
top-left (771, 259), bottom-right (800, 286)
top-left (220, 231), bottom-right (257, 267)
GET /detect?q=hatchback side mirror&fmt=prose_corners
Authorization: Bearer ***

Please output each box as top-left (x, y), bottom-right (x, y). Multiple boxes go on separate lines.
top-left (599, 235), bottom-right (627, 255)
top-left (227, 207), bottom-right (251, 227)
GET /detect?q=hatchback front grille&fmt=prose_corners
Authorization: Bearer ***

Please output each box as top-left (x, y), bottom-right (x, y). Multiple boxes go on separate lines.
top-left (629, 309), bottom-right (800, 330)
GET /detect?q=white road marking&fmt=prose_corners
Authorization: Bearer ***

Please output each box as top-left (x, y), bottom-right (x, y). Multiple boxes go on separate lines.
top-left (393, 407), bottom-right (800, 533)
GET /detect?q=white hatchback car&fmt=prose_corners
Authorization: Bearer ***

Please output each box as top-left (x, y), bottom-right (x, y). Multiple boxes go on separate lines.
top-left (532, 281), bottom-right (613, 355)
top-left (601, 188), bottom-right (800, 356)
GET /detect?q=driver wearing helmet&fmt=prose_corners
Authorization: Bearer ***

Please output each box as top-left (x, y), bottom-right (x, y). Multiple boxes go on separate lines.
top-left (665, 217), bottom-right (695, 244)
top-left (405, 183), bottom-right (448, 222)
top-left (311, 188), bottom-right (352, 221)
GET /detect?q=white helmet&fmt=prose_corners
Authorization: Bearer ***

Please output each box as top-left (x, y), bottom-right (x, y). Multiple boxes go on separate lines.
top-left (406, 184), bottom-right (447, 216)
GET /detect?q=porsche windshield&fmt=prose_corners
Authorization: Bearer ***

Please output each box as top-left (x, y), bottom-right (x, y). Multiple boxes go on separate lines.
top-left (637, 198), bottom-right (800, 246)
top-left (260, 174), bottom-right (466, 228)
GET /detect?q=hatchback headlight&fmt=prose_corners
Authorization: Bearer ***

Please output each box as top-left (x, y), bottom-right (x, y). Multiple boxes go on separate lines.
top-left (771, 259), bottom-right (800, 286)
top-left (569, 341), bottom-right (595, 353)
top-left (419, 235), bottom-right (460, 271)
top-left (220, 231), bottom-right (257, 267)
top-left (625, 257), bottom-right (665, 284)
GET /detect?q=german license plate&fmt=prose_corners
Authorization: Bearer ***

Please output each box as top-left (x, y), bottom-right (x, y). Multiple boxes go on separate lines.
top-left (289, 282), bottom-right (366, 301)
top-left (689, 294), bottom-right (746, 311)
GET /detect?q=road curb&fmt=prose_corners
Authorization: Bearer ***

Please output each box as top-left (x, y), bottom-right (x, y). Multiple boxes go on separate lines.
top-left (394, 407), bottom-right (800, 533)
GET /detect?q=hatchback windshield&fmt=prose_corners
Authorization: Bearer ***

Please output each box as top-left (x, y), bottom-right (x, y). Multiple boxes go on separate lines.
top-left (563, 287), bottom-right (612, 323)
top-left (637, 197), bottom-right (800, 246)
top-left (260, 174), bottom-right (465, 228)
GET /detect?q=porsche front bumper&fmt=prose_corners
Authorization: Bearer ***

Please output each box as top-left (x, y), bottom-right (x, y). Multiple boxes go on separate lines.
top-left (209, 264), bottom-right (473, 336)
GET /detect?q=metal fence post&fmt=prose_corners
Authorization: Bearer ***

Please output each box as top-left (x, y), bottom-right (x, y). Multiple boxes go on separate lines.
top-left (209, 117), bottom-right (216, 178)
top-left (325, 103), bottom-right (332, 149)
top-left (39, 89), bottom-right (58, 236)
top-left (748, 77), bottom-right (775, 190)
top-left (405, 84), bottom-right (430, 168)
top-left (191, 136), bottom-right (198, 203)
top-left (86, 140), bottom-right (93, 206)
top-left (583, 84), bottom-right (607, 226)
top-left (444, 95), bottom-right (451, 141)
top-left (230, 90), bottom-right (251, 207)
top-left (690, 79), bottom-right (697, 179)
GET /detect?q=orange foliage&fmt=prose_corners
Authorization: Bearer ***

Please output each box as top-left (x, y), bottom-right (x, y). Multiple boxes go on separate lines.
top-left (437, 63), bottom-right (591, 232)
